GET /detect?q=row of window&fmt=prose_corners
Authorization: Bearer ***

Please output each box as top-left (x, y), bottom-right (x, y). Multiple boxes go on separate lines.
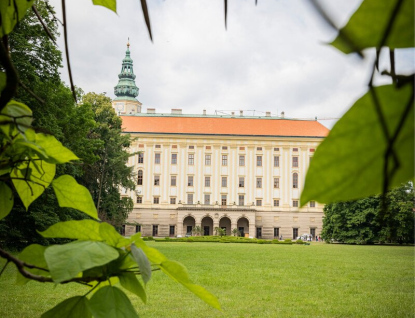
top-left (138, 172), bottom-right (299, 189)
top-left (137, 194), bottom-right (315, 208)
top-left (138, 153), bottom-right (305, 168)
top-left (140, 145), bottom-right (316, 153)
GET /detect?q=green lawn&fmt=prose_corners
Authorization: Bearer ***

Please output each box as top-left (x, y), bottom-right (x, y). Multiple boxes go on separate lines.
top-left (0, 242), bottom-right (413, 318)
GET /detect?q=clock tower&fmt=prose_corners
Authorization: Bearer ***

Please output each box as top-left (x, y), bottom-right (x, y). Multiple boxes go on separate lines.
top-left (112, 41), bottom-right (142, 115)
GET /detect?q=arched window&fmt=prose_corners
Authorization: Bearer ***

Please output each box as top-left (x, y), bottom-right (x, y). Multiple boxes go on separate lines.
top-left (137, 170), bottom-right (143, 185)
top-left (293, 173), bottom-right (298, 189)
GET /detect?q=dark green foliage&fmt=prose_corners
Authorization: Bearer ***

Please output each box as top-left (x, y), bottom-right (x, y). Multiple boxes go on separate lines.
top-left (321, 183), bottom-right (414, 244)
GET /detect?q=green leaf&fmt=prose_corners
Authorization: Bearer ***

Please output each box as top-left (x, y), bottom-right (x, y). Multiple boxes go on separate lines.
top-left (331, 0), bottom-right (414, 54)
top-left (0, 0), bottom-right (34, 37)
top-left (16, 244), bottom-right (49, 285)
top-left (301, 84), bottom-right (414, 205)
top-left (92, 0), bottom-right (117, 13)
top-left (160, 260), bottom-right (221, 310)
top-left (88, 286), bottom-right (139, 318)
top-left (0, 71), bottom-right (6, 92)
top-left (130, 244), bottom-right (152, 284)
top-left (119, 272), bottom-right (147, 304)
top-left (11, 159), bottom-right (56, 210)
top-left (99, 222), bottom-right (131, 248)
top-left (44, 241), bottom-right (119, 283)
top-left (41, 296), bottom-right (92, 318)
top-left (0, 181), bottom-right (13, 220)
top-left (52, 175), bottom-right (98, 219)
top-left (39, 220), bottom-right (102, 241)
top-left (35, 133), bottom-right (79, 163)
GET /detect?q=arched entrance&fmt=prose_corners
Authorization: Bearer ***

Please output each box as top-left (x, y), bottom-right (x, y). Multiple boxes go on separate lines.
top-left (237, 217), bottom-right (249, 237)
top-left (183, 216), bottom-right (195, 236)
top-left (219, 217), bottom-right (231, 236)
top-left (201, 216), bottom-right (214, 236)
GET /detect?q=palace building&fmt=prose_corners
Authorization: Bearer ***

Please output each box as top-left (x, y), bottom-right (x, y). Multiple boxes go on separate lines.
top-left (113, 44), bottom-right (329, 240)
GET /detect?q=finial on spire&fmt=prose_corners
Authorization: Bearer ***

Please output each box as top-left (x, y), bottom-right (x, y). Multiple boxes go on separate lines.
top-left (127, 37), bottom-right (130, 48)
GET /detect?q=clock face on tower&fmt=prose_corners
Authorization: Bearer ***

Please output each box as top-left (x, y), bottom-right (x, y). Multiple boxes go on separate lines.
top-left (117, 103), bottom-right (124, 111)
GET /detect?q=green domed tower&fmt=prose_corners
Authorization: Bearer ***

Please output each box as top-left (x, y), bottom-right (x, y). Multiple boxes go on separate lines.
top-left (112, 41), bottom-right (142, 115)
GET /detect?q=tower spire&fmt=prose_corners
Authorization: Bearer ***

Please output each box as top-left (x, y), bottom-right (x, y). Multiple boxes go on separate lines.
top-left (114, 41), bottom-right (139, 101)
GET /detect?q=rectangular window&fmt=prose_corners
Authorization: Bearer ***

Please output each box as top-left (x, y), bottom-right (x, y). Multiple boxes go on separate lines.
top-left (154, 175), bottom-right (160, 186)
top-left (273, 199), bottom-right (279, 207)
top-left (274, 147), bottom-right (279, 151)
top-left (153, 225), bottom-right (158, 236)
top-left (137, 171), bottom-right (143, 185)
top-left (155, 145), bottom-right (161, 149)
top-left (188, 176), bottom-right (194, 187)
top-left (206, 146), bottom-right (211, 150)
top-left (172, 145), bottom-right (177, 149)
top-left (139, 144), bottom-right (144, 148)
top-left (188, 154), bottom-right (194, 165)
top-left (204, 194), bottom-right (210, 205)
top-left (293, 200), bottom-right (299, 207)
top-left (238, 195), bottom-right (244, 206)
top-left (136, 225), bottom-right (141, 233)
top-left (274, 156), bottom-right (279, 167)
top-left (256, 199), bottom-right (262, 206)
top-left (293, 148), bottom-right (298, 152)
top-left (171, 153), bottom-right (177, 164)
top-left (293, 228), bottom-right (298, 239)
top-left (293, 173), bottom-right (298, 189)
top-left (256, 177), bottom-right (262, 188)
top-left (221, 176), bottom-right (227, 187)
top-left (274, 177), bottom-right (279, 188)
top-left (310, 201), bottom-right (316, 207)
top-left (240, 147), bottom-right (245, 150)
top-left (169, 225), bottom-right (175, 236)
top-left (153, 197), bottom-right (159, 204)
top-left (205, 154), bottom-right (211, 165)
top-left (155, 153), bottom-right (160, 164)
top-left (222, 155), bottom-right (228, 166)
top-left (239, 155), bottom-right (245, 166)
top-left (171, 176), bottom-right (176, 186)
top-left (222, 146), bottom-right (228, 150)
top-left (257, 147), bottom-right (262, 151)
top-left (221, 195), bottom-right (227, 206)
top-left (170, 197), bottom-right (176, 204)
top-left (256, 156), bottom-right (262, 167)
top-left (136, 196), bottom-right (142, 204)
top-left (292, 157), bottom-right (298, 167)
top-left (138, 153), bottom-right (144, 163)
top-left (189, 145), bottom-right (194, 149)
top-left (274, 228), bottom-right (279, 238)
top-left (204, 176), bottom-right (210, 187)
top-left (310, 148), bottom-right (315, 152)
top-left (239, 177), bottom-right (244, 188)
top-left (187, 193), bottom-right (193, 204)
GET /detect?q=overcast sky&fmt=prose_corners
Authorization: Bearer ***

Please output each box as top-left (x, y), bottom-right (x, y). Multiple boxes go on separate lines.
top-left (48, 0), bottom-right (413, 128)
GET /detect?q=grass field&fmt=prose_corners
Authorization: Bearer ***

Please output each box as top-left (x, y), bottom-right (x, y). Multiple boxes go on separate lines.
top-left (0, 242), bottom-right (413, 318)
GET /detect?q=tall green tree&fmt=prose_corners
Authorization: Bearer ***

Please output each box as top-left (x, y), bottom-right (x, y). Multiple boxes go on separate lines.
top-left (321, 183), bottom-right (414, 244)
top-left (81, 92), bottom-right (135, 228)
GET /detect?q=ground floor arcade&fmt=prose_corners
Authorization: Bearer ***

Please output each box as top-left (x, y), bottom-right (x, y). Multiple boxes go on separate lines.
top-left (123, 208), bottom-right (323, 240)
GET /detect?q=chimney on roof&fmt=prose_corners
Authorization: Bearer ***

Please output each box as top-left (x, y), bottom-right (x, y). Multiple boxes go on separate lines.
top-left (231, 112), bottom-right (235, 117)
top-left (281, 111), bottom-right (285, 118)
top-left (203, 109), bottom-right (206, 116)
top-left (147, 108), bottom-right (155, 114)
top-left (240, 110), bottom-right (243, 117)
top-left (171, 108), bottom-right (182, 115)
top-left (266, 111), bottom-right (271, 117)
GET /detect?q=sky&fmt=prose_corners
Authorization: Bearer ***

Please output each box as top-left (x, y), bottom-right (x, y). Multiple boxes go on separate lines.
top-left (48, 0), bottom-right (414, 128)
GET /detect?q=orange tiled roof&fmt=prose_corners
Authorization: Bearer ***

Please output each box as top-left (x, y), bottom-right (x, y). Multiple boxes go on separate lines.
top-left (121, 115), bottom-right (329, 137)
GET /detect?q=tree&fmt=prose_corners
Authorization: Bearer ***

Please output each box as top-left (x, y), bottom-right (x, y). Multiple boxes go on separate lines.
top-left (321, 183), bottom-right (414, 244)
top-left (80, 92), bottom-right (135, 228)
